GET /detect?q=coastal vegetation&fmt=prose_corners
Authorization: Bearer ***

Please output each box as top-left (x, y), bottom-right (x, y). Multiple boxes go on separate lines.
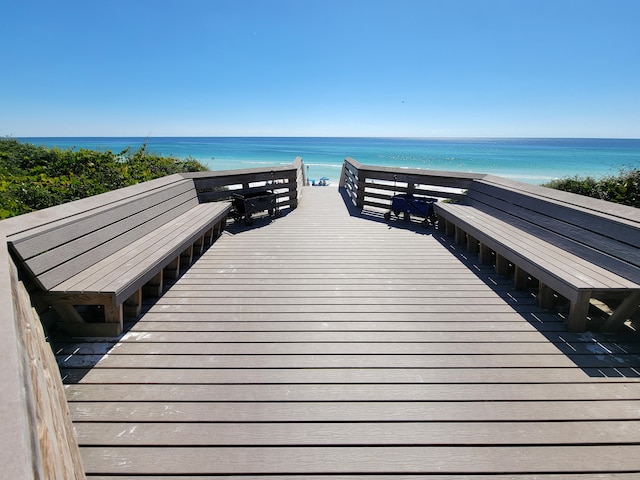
top-left (0, 138), bottom-right (207, 219)
top-left (542, 168), bottom-right (640, 208)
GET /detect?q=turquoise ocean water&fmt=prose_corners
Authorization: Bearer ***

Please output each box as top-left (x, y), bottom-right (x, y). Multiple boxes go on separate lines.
top-left (20, 137), bottom-right (640, 185)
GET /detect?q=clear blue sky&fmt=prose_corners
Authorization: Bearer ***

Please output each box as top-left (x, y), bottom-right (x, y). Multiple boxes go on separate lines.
top-left (2, 0), bottom-right (639, 138)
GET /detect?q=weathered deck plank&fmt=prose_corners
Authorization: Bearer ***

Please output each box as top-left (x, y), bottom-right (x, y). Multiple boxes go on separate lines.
top-left (85, 476), bottom-right (640, 480)
top-left (63, 382), bottom-right (640, 401)
top-left (74, 420), bottom-right (640, 445)
top-left (69, 400), bottom-right (640, 422)
top-left (61, 366), bottom-right (640, 384)
top-left (60, 186), bottom-right (640, 478)
top-left (76, 445), bottom-right (640, 475)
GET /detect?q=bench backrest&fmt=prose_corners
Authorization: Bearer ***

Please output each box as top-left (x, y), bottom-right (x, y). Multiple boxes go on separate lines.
top-left (465, 175), bottom-right (640, 284)
top-left (8, 176), bottom-right (199, 291)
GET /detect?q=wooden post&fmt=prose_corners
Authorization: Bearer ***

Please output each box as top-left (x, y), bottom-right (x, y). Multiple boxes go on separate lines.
top-left (213, 221), bottom-right (223, 242)
top-left (181, 245), bottom-right (194, 268)
top-left (495, 254), bottom-right (509, 276)
top-left (514, 265), bottom-right (529, 290)
top-left (454, 226), bottom-right (466, 245)
top-left (445, 219), bottom-right (455, 236)
top-left (338, 160), bottom-right (347, 187)
top-left (355, 179), bottom-right (366, 209)
top-left (567, 290), bottom-right (591, 332)
top-left (193, 234), bottom-right (205, 256)
top-left (143, 270), bottom-right (163, 298)
top-left (478, 243), bottom-right (493, 265)
top-left (164, 256), bottom-right (181, 279)
top-left (290, 184), bottom-right (299, 209)
top-left (104, 301), bottom-right (122, 323)
top-left (467, 234), bottom-right (479, 254)
top-left (124, 288), bottom-right (142, 318)
top-left (203, 226), bottom-right (214, 246)
top-left (537, 282), bottom-right (556, 309)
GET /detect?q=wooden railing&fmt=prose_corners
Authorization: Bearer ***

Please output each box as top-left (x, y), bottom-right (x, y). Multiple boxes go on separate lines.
top-left (339, 157), bottom-right (485, 210)
top-left (0, 241), bottom-right (86, 479)
top-left (185, 156), bottom-right (304, 209)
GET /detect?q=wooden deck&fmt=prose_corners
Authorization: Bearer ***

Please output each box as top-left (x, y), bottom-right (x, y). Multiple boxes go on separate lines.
top-left (56, 186), bottom-right (640, 478)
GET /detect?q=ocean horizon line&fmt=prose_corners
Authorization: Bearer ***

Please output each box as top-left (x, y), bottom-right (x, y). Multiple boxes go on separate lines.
top-left (16, 135), bottom-right (640, 141)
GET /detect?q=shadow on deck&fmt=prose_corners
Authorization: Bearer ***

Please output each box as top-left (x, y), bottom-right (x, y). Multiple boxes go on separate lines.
top-left (337, 187), bottom-right (640, 377)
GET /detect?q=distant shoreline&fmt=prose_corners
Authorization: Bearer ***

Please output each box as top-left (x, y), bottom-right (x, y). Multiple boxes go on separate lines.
top-left (19, 137), bottom-right (640, 186)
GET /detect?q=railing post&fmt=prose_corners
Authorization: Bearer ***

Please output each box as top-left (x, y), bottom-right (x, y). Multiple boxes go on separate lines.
top-left (291, 157), bottom-right (303, 208)
top-left (339, 160), bottom-right (347, 188)
top-left (289, 179), bottom-right (299, 209)
top-left (356, 173), bottom-right (367, 209)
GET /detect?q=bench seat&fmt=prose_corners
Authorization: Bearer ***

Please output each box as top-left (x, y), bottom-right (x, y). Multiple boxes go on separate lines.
top-left (8, 175), bottom-right (231, 336)
top-left (46, 202), bottom-right (229, 335)
top-left (435, 180), bottom-right (640, 333)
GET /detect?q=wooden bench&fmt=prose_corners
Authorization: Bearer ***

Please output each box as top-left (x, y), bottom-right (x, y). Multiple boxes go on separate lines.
top-left (434, 175), bottom-right (640, 332)
top-left (7, 174), bottom-right (231, 337)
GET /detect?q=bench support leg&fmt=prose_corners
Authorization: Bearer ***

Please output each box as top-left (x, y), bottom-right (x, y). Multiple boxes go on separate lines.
top-left (103, 302), bottom-right (123, 326)
top-left (445, 219), bottom-right (455, 236)
top-left (568, 291), bottom-right (591, 333)
top-left (204, 226), bottom-right (215, 246)
top-left (181, 245), bottom-right (194, 269)
top-left (478, 243), bottom-right (493, 265)
top-left (143, 271), bottom-right (163, 298)
top-left (495, 254), bottom-right (510, 276)
top-left (164, 256), bottom-right (181, 280)
top-left (538, 282), bottom-right (556, 309)
top-left (48, 294), bottom-right (123, 336)
top-left (514, 266), bottom-right (529, 290)
top-left (454, 226), bottom-right (466, 245)
top-left (466, 234), bottom-right (479, 255)
top-left (193, 234), bottom-right (205, 256)
top-left (214, 217), bottom-right (227, 240)
top-left (124, 289), bottom-right (142, 319)
top-left (600, 291), bottom-right (640, 333)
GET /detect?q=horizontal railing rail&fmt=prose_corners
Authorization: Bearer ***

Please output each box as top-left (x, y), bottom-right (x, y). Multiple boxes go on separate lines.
top-left (339, 157), bottom-right (485, 211)
top-left (184, 156), bottom-right (304, 210)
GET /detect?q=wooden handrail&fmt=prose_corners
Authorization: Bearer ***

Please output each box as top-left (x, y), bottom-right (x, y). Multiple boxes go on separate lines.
top-left (0, 239), bottom-right (38, 478)
top-left (340, 157), bottom-right (485, 211)
top-left (183, 156), bottom-right (304, 209)
top-left (0, 242), bottom-right (86, 479)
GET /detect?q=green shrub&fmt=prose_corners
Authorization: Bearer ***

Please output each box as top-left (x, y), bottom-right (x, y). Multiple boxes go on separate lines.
top-left (542, 168), bottom-right (640, 208)
top-left (0, 138), bottom-right (207, 219)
